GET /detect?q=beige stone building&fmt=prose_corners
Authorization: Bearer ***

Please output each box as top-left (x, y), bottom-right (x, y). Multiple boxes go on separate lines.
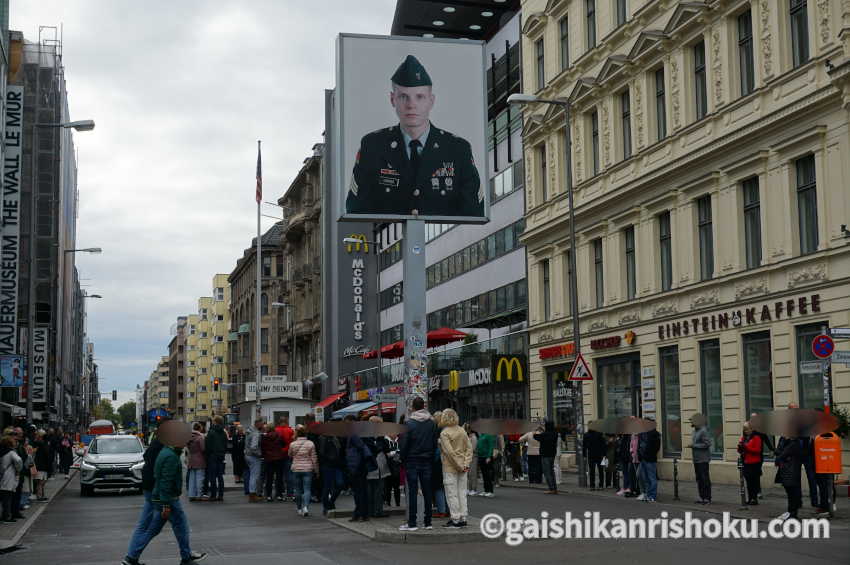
top-left (229, 223), bottom-right (287, 401)
top-left (519, 0), bottom-right (850, 482)
top-left (279, 147), bottom-right (324, 389)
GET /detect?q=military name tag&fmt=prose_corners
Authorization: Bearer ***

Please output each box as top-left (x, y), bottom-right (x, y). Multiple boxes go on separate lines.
top-left (379, 176), bottom-right (399, 188)
top-left (380, 168), bottom-right (400, 176)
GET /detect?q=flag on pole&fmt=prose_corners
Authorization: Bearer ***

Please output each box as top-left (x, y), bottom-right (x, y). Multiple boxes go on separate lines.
top-left (256, 140), bottom-right (262, 203)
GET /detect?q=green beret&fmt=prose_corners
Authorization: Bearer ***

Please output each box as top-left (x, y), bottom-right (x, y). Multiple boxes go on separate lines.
top-left (391, 55), bottom-right (432, 87)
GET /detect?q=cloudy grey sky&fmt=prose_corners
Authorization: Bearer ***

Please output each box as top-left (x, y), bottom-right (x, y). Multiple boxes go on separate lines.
top-left (11, 1), bottom-right (396, 408)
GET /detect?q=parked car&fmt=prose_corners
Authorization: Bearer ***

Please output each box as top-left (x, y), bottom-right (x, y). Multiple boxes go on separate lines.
top-left (79, 434), bottom-right (145, 496)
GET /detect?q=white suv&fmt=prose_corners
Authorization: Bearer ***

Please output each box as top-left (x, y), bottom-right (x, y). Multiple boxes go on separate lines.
top-left (79, 435), bottom-right (145, 496)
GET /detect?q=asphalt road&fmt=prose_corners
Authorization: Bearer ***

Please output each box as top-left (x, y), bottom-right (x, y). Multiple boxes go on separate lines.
top-left (4, 476), bottom-right (847, 565)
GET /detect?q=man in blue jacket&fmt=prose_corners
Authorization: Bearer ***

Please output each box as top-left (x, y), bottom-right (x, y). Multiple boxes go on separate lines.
top-left (398, 396), bottom-right (438, 531)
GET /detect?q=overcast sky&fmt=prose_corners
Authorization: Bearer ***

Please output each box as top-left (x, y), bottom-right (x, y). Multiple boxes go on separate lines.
top-left (10, 1), bottom-right (396, 408)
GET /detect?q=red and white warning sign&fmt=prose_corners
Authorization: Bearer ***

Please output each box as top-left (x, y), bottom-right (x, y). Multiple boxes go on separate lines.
top-left (568, 353), bottom-right (593, 381)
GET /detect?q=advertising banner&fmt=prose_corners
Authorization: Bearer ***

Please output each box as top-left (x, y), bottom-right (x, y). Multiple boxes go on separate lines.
top-left (0, 355), bottom-right (24, 387)
top-left (0, 86), bottom-right (24, 354)
top-left (336, 34), bottom-right (488, 223)
top-left (30, 327), bottom-right (48, 403)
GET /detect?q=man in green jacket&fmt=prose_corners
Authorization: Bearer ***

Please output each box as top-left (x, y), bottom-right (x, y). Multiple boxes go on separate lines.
top-left (124, 421), bottom-right (207, 565)
top-left (476, 433), bottom-right (497, 497)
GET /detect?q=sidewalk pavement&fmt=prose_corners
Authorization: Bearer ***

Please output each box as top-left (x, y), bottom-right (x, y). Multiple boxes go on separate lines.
top-left (497, 469), bottom-right (849, 526)
top-left (0, 470), bottom-right (78, 551)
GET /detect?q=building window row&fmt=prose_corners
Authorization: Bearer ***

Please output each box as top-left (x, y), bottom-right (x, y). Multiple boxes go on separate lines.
top-left (582, 154), bottom-right (818, 309)
top-left (425, 219), bottom-right (525, 291)
top-left (490, 158), bottom-right (524, 203)
top-left (381, 279), bottom-right (528, 346)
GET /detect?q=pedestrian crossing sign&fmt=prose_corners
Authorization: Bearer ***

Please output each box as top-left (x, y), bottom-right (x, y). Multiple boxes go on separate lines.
top-left (568, 353), bottom-right (593, 381)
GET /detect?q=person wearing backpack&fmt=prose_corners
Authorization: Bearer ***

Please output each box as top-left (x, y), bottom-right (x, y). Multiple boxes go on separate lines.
top-left (318, 432), bottom-right (345, 515)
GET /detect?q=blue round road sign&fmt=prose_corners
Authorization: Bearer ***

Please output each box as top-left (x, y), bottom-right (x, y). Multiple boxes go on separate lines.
top-left (812, 335), bottom-right (834, 359)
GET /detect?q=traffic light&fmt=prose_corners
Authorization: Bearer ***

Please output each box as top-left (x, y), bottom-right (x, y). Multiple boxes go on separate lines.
top-left (156, 415), bottom-right (161, 422)
top-left (213, 378), bottom-right (220, 391)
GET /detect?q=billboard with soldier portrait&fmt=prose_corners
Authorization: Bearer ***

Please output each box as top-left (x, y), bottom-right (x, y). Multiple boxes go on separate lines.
top-left (335, 34), bottom-right (488, 223)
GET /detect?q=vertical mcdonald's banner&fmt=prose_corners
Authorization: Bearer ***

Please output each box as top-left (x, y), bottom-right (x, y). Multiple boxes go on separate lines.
top-left (492, 355), bottom-right (526, 383)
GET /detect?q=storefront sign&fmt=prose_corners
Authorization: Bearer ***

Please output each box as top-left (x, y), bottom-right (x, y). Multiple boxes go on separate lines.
top-left (539, 342), bottom-right (575, 360)
top-left (30, 327), bottom-right (48, 403)
top-left (590, 336), bottom-right (621, 350)
top-left (0, 355), bottom-right (23, 387)
top-left (493, 355), bottom-right (525, 382)
top-left (342, 344), bottom-right (371, 358)
top-left (657, 294), bottom-right (820, 340)
top-left (0, 86), bottom-right (23, 355)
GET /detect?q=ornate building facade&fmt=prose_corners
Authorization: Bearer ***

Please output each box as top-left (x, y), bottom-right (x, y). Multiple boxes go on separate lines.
top-left (520, 0), bottom-right (850, 481)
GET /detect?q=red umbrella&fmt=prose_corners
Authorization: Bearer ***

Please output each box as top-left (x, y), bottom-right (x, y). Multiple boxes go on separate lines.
top-left (427, 327), bottom-right (469, 347)
top-left (380, 340), bottom-right (405, 359)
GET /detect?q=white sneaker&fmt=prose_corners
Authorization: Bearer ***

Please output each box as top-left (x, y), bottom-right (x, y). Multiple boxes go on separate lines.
top-left (399, 524), bottom-right (418, 531)
top-left (468, 490), bottom-right (478, 496)
top-left (483, 492), bottom-right (494, 498)
top-left (296, 508), bottom-right (303, 516)
top-left (777, 512), bottom-right (791, 521)
top-left (636, 494), bottom-right (646, 501)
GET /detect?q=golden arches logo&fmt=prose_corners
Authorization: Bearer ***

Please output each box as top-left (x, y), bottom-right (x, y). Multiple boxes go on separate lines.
top-left (346, 234), bottom-right (369, 253)
top-left (448, 370), bottom-right (460, 392)
top-left (495, 357), bottom-right (523, 382)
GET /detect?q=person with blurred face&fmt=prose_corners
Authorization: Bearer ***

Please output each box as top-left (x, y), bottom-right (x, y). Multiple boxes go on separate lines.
top-left (123, 420), bottom-right (207, 565)
top-left (346, 55), bottom-right (483, 218)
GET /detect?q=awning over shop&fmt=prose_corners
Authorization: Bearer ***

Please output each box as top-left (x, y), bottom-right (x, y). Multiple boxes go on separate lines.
top-left (314, 392), bottom-right (346, 409)
top-left (362, 402), bottom-right (397, 417)
top-left (362, 327), bottom-right (470, 359)
top-left (332, 401), bottom-right (377, 419)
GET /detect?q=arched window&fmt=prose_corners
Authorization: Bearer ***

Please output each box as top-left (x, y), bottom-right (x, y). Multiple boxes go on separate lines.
top-left (261, 293), bottom-right (268, 315)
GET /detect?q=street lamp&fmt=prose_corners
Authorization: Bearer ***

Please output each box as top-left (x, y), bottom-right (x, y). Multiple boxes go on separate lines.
top-left (341, 236), bottom-right (384, 393)
top-left (65, 247), bottom-right (102, 254)
top-left (508, 92), bottom-right (587, 487)
top-left (26, 119), bottom-right (96, 426)
top-left (271, 302), bottom-right (296, 382)
top-left (83, 294), bottom-right (103, 299)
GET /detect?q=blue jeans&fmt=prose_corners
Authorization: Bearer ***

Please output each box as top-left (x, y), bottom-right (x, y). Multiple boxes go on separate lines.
top-left (245, 455), bottom-right (262, 495)
top-left (282, 457), bottom-right (294, 496)
top-left (145, 498), bottom-right (191, 561)
top-left (243, 465), bottom-right (251, 495)
top-left (321, 466), bottom-right (343, 511)
top-left (434, 488), bottom-right (447, 514)
top-left (405, 458), bottom-right (433, 527)
top-left (207, 454), bottom-right (225, 499)
top-left (293, 471), bottom-right (312, 512)
top-left (187, 469), bottom-right (205, 498)
top-left (126, 490), bottom-right (156, 559)
top-left (639, 461), bottom-right (657, 500)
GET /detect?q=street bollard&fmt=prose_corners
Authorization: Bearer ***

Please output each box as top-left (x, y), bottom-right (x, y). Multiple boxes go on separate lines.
top-left (672, 457), bottom-right (679, 501)
top-left (737, 455), bottom-right (749, 509)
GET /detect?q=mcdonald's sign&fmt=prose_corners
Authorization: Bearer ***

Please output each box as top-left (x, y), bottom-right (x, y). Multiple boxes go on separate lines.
top-left (493, 355), bottom-right (526, 383)
top-left (345, 234), bottom-right (369, 253)
top-left (448, 370), bottom-right (460, 392)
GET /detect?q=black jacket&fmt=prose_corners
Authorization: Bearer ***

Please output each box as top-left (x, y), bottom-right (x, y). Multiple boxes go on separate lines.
top-left (205, 425), bottom-right (228, 457)
top-left (534, 423), bottom-right (559, 458)
top-left (582, 430), bottom-right (607, 459)
top-left (141, 438), bottom-right (164, 492)
top-left (775, 437), bottom-right (803, 487)
top-left (638, 430), bottom-right (660, 463)
top-left (346, 123), bottom-right (483, 218)
top-left (399, 414), bottom-right (438, 462)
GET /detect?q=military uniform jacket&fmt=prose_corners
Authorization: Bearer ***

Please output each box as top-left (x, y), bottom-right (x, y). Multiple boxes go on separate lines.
top-left (346, 123), bottom-right (483, 217)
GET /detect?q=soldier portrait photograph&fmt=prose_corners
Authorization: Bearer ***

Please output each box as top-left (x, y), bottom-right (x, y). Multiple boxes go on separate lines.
top-left (338, 36), bottom-right (487, 221)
